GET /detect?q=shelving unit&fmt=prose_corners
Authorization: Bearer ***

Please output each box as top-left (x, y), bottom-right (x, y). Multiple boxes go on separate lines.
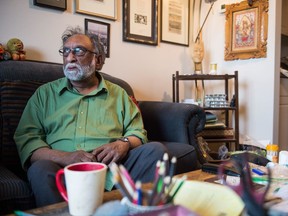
top-left (172, 71), bottom-right (239, 151)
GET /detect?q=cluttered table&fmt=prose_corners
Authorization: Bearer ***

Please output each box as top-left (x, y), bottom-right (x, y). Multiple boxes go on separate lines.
top-left (8, 170), bottom-right (215, 216)
top-left (9, 161), bottom-right (288, 216)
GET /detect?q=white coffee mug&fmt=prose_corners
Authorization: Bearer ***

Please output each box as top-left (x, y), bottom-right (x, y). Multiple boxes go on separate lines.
top-left (56, 162), bottom-right (107, 216)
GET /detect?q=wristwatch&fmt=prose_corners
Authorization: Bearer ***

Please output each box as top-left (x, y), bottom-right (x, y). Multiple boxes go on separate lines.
top-left (117, 137), bottom-right (131, 149)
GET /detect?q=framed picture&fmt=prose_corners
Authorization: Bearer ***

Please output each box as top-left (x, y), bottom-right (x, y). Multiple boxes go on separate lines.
top-left (123, 0), bottom-right (158, 46)
top-left (76, 0), bottom-right (117, 21)
top-left (161, 0), bottom-right (190, 46)
top-left (33, 0), bottom-right (66, 11)
top-left (85, 19), bottom-right (111, 58)
top-left (224, 0), bottom-right (268, 61)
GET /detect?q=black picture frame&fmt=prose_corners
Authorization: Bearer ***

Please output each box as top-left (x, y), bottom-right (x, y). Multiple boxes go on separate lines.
top-left (85, 19), bottom-right (111, 58)
top-left (33, 0), bottom-right (67, 11)
top-left (123, 0), bottom-right (158, 46)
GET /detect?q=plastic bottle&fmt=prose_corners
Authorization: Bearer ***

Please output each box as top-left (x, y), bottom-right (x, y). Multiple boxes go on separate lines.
top-left (266, 144), bottom-right (279, 163)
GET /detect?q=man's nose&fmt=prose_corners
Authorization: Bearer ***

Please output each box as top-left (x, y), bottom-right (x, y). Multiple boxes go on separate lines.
top-left (65, 51), bottom-right (77, 62)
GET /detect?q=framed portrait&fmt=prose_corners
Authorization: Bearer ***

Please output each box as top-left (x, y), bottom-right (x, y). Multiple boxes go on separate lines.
top-left (123, 0), bottom-right (158, 46)
top-left (224, 0), bottom-right (268, 61)
top-left (161, 0), bottom-right (190, 46)
top-left (76, 0), bottom-right (117, 21)
top-left (85, 19), bottom-right (111, 58)
top-left (33, 0), bottom-right (66, 11)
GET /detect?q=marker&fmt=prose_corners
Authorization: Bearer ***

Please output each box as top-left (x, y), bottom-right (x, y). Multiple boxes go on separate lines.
top-left (169, 157), bottom-right (177, 180)
top-left (252, 168), bottom-right (265, 176)
top-left (135, 181), bottom-right (142, 205)
top-left (14, 211), bottom-right (35, 216)
top-left (163, 153), bottom-right (169, 176)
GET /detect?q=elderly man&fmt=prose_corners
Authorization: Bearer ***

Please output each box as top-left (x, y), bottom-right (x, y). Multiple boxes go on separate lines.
top-left (14, 26), bottom-right (168, 207)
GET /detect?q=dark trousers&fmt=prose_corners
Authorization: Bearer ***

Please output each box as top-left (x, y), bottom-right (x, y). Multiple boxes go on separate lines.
top-left (27, 142), bottom-right (168, 207)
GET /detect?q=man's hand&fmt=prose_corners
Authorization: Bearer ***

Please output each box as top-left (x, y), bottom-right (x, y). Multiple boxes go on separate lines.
top-left (59, 150), bottom-right (97, 166)
top-left (92, 141), bottom-right (130, 165)
top-left (31, 148), bottom-right (97, 167)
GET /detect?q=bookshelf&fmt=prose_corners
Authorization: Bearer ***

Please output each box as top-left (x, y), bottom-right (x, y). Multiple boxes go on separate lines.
top-left (172, 71), bottom-right (239, 151)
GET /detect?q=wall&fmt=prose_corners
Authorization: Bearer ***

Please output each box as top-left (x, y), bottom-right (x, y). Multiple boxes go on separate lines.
top-left (200, 0), bottom-right (281, 146)
top-left (0, 0), bottom-right (281, 147)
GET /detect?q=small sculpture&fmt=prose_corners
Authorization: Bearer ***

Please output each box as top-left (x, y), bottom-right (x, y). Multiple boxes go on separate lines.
top-left (6, 38), bottom-right (26, 60)
top-left (190, 40), bottom-right (205, 74)
top-left (0, 43), bottom-right (11, 61)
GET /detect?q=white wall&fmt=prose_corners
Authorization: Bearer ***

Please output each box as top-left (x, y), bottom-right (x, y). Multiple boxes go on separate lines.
top-left (200, 0), bottom-right (281, 145)
top-left (0, 0), bottom-right (281, 146)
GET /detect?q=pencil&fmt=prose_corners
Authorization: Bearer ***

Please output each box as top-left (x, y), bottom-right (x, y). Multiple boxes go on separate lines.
top-left (119, 164), bottom-right (136, 190)
top-left (152, 176), bottom-right (171, 206)
top-left (166, 175), bottom-right (187, 203)
top-left (110, 163), bottom-right (133, 201)
top-left (148, 164), bottom-right (165, 205)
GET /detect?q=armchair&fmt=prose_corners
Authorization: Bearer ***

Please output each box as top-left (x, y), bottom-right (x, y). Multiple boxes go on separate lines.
top-left (0, 60), bottom-right (205, 214)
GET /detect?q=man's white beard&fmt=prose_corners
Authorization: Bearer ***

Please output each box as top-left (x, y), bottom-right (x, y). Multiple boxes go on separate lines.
top-left (64, 59), bottom-right (96, 81)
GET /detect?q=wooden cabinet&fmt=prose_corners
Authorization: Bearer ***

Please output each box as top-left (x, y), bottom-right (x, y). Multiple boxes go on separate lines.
top-left (172, 71), bottom-right (239, 151)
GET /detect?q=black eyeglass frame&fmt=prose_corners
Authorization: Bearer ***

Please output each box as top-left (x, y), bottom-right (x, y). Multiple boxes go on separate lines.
top-left (58, 46), bottom-right (98, 57)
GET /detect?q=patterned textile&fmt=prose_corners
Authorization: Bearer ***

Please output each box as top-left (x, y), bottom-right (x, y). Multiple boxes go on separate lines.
top-left (0, 80), bottom-right (44, 174)
top-left (0, 165), bottom-right (35, 214)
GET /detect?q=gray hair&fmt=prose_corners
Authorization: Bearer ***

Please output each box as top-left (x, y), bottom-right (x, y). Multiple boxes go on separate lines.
top-left (61, 26), bottom-right (106, 63)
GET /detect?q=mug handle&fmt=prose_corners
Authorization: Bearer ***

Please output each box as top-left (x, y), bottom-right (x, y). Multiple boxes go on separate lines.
top-left (55, 169), bottom-right (68, 202)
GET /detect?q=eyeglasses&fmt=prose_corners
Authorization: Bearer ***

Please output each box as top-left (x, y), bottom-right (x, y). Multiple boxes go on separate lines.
top-left (58, 46), bottom-right (98, 57)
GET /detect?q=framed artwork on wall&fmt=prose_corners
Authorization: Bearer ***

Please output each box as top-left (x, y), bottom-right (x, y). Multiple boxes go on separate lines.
top-left (85, 19), bottom-right (111, 58)
top-left (161, 0), bottom-right (190, 46)
top-left (123, 0), bottom-right (158, 46)
top-left (33, 0), bottom-right (67, 11)
top-left (224, 0), bottom-right (268, 61)
top-left (76, 0), bottom-right (117, 21)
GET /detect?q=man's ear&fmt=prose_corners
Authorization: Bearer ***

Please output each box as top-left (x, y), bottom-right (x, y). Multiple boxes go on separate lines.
top-left (95, 55), bottom-right (105, 71)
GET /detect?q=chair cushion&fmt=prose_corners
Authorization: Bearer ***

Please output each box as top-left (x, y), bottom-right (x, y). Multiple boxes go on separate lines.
top-left (0, 165), bottom-right (35, 214)
top-left (0, 80), bottom-right (45, 176)
top-left (161, 142), bottom-right (200, 174)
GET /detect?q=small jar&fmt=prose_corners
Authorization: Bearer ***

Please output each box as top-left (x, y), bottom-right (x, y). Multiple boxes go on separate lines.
top-left (266, 144), bottom-right (279, 163)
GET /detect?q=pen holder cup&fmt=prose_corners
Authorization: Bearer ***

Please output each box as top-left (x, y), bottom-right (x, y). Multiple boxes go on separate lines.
top-left (121, 197), bottom-right (173, 215)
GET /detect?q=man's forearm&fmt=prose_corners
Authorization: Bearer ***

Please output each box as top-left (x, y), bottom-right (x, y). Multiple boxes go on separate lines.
top-left (30, 147), bottom-right (70, 167)
top-left (127, 136), bottom-right (142, 149)
top-left (30, 147), bottom-right (97, 167)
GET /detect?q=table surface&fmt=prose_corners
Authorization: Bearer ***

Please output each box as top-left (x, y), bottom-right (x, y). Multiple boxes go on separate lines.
top-left (8, 170), bottom-right (215, 216)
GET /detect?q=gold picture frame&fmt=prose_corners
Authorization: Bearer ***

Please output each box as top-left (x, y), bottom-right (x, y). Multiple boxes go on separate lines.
top-left (75, 0), bottom-right (117, 21)
top-left (161, 0), bottom-right (190, 46)
top-left (224, 0), bottom-right (268, 61)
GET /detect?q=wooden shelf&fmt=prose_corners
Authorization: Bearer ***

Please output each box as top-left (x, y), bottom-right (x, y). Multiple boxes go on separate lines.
top-left (172, 71), bottom-right (239, 151)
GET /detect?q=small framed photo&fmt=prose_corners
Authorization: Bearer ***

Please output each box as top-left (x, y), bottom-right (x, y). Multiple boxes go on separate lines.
top-left (224, 0), bottom-right (268, 61)
top-left (76, 0), bottom-right (117, 21)
top-left (33, 0), bottom-right (67, 11)
top-left (123, 0), bottom-right (158, 46)
top-left (161, 0), bottom-right (190, 46)
top-left (85, 19), bottom-right (111, 58)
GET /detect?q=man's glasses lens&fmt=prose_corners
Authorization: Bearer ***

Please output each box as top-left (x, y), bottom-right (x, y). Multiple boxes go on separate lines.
top-left (59, 47), bottom-right (87, 57)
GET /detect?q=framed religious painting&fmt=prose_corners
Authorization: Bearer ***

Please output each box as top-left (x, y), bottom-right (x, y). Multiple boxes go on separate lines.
top-left (161, 0), bottom-right (190, 46)
top-left (224, 0), bottom-right (268, 61)
top-left (85, 19), bottom-right (111, 58)
top-left (123, 0), bottom-right (158, 45)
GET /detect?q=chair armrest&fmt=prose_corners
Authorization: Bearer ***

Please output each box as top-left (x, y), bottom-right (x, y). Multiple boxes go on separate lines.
top-left (138, 101), bottom-right (206, 146)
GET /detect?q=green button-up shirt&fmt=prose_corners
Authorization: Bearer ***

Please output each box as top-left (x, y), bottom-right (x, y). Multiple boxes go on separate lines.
top-left (14, 74), bottom-right (147, 169)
